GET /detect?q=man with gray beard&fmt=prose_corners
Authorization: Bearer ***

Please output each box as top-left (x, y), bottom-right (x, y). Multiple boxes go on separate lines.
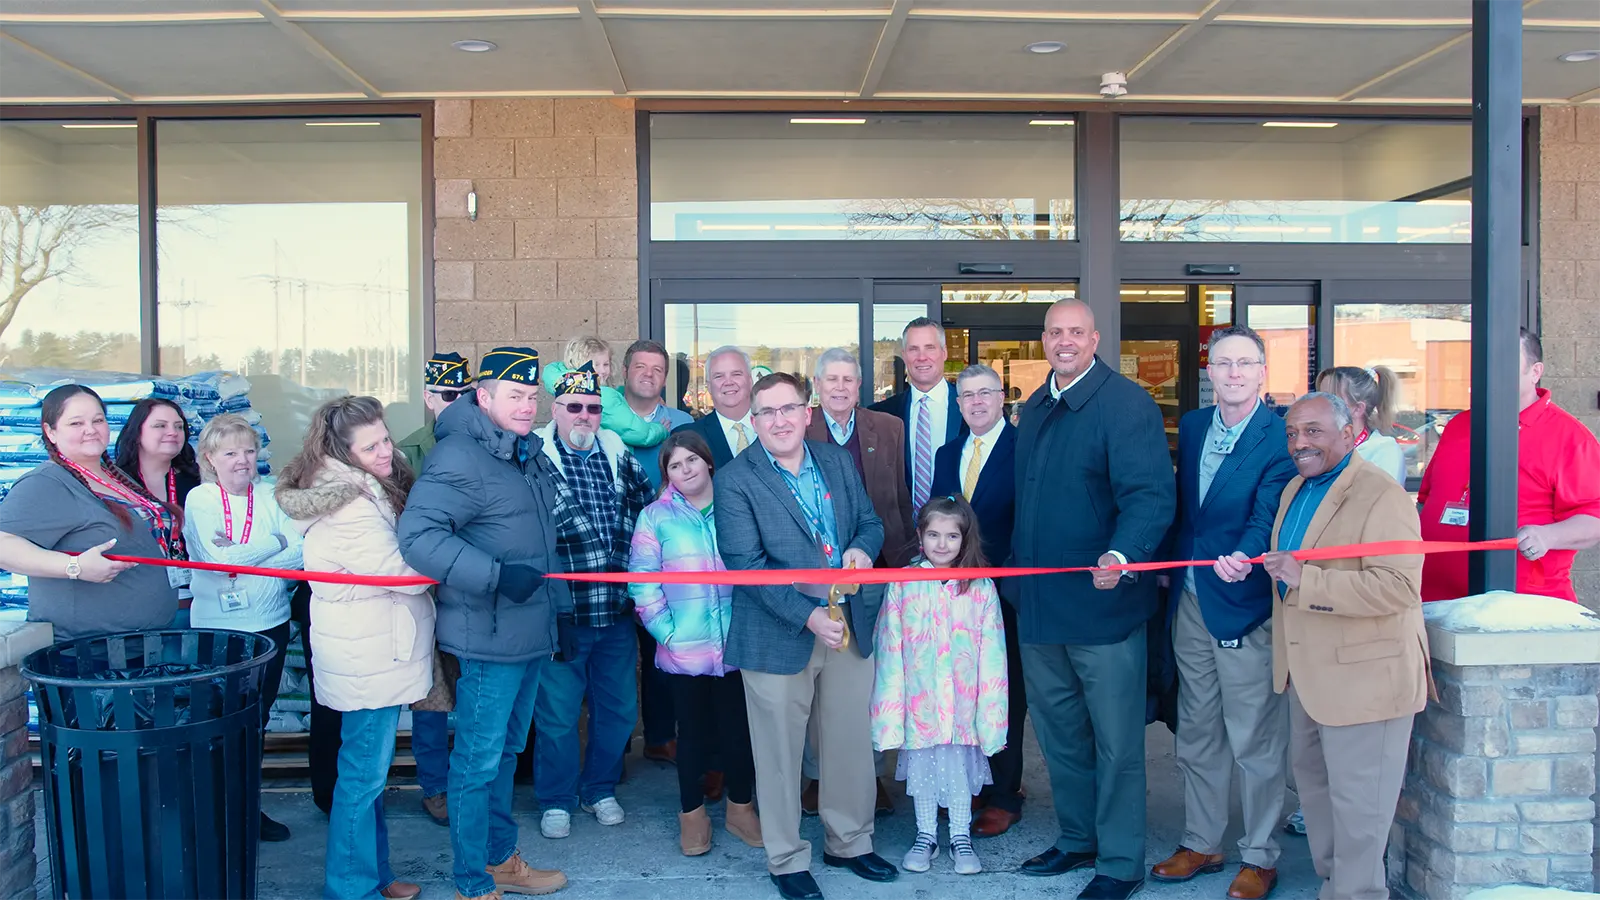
top-left (529, 362), bottom-right (656, 840)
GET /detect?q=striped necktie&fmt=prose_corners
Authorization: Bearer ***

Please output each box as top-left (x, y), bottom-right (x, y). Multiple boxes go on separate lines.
top-left (962, 436), bottom-right (984, 501)
top-left (913, 395), bottom-right (933, 511)
top-left (733, 422), bottom-right (750, 454)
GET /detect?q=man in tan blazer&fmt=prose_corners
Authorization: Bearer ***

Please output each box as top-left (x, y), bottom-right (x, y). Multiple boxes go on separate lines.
top-left (1223, 390), bottom-right (1427, 900)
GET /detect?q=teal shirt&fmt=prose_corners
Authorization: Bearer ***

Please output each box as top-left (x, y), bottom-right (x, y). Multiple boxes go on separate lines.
top-left (763, 445), bottom-right (841, 602)
top-left (1276, 451), bottom-right (1353, 593)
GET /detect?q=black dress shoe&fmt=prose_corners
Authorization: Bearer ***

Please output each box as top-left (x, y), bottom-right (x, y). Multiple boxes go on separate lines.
top-left (259, 811), bottom-right (291, 843)
top-left (1077, 875), bottom-right (1144, 900)
top-left (770, 871), bottom-right (823, 900)
top-left (1020, 847), bottom-right (1097, 876)
top-left (822, 851), bottom-right (899, 882)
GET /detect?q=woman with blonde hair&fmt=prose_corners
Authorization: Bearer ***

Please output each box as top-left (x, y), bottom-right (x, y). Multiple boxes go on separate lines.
top-left (182, 412), bottom-right (305, 842)
top-left (1315, 365), bottom-right (1407, 483)
top-left (276, 396), bottom-right (433, 900)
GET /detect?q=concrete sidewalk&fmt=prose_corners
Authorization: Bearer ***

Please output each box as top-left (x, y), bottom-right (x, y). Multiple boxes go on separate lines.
top-left (243, 722), bottom-right (1320, 899)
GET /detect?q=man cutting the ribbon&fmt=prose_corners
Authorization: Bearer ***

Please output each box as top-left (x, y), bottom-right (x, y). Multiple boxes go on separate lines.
top-left (715, 371), bottom-right (896, 900)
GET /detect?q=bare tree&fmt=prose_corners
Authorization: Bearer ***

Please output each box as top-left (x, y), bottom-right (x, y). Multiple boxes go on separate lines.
top-left (0, 203), bottom-right (138, 340)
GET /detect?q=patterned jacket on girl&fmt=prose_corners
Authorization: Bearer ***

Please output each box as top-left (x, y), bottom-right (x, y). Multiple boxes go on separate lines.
top-left (628, 484), bottom-right (735, 677)
top-left (870, 568), bottom-right (1009, 756)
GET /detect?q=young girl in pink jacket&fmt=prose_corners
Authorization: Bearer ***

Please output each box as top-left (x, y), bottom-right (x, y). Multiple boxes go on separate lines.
top-left (870, 494), bottom-right (1009, 876)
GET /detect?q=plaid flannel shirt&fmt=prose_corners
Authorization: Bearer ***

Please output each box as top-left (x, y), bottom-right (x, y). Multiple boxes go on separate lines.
top-left (547, 434), bottom-right (653, 627)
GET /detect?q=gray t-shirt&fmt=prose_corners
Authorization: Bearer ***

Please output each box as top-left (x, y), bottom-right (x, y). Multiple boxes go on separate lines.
top-left (0, 462), bottom-right (179, 641)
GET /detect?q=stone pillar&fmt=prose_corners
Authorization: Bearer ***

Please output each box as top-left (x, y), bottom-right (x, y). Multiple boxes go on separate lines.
top-left (0, 622), bottom-right (52, 900)
top-left (1393, 592), bottom-right (1600, 899)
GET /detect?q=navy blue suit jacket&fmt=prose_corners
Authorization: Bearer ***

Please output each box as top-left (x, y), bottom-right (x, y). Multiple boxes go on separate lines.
top-left (1165, 402), bottom-right (1296, 641)
top-left (674, 413), bottom-right (737, 468)
top-left (929, 425), bottom-right (1016, 576)
top-left (869, 381), bottom-right (969, 494)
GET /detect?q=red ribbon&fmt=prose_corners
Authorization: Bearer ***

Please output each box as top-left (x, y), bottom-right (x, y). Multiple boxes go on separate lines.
top-left (86, 538), bottom-right (1522, 588)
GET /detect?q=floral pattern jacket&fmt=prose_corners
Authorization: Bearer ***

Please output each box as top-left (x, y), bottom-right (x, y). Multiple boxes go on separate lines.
top-left (870, 565), bottom-right (1008, 755)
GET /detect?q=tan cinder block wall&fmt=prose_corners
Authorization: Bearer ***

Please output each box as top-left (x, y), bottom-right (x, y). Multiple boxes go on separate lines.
top-left (431, 98), bottom-right (640, 389)
top-left (1538, 105), bottom-right (1600, 610)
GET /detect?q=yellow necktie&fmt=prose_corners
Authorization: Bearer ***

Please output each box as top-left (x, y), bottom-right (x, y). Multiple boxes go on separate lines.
top-left (734, 422), bottom-right (750, 453)
top-left (962, 437), bottom-right (984, 500)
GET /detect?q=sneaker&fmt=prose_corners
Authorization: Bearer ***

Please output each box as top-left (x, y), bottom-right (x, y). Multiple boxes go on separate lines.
top-left (950, 835), bottom-right (981, 875)
top-left (582, 796), bottom-right (625, 826)
top-left (1285, 807), bottom-right (1307, 836)
top-left (902, 832), bottom-right (939, 873)
top-left (540, 809), bottom-right (571, 839)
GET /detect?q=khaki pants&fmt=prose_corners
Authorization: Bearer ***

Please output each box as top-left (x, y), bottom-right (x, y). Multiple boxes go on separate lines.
top-left (1173, 591), bottom-right (1289, 868)
top-left (742, 635), bottom-right (877, 875)
top-left (1289, 682), bottom-right (1413, 900)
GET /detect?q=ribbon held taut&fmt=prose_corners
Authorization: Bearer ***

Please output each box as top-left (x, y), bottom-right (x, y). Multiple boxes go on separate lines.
top-left (88, 538), bottom-right (1522, 588)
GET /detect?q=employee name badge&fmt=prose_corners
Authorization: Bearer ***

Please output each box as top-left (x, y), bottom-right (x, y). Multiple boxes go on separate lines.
top-left (167, 566), bottom-right (192, 590)
top-left (220, 577), bottom-right (250, 612)
top-left (1441, 499), bottom-right (1470, 527)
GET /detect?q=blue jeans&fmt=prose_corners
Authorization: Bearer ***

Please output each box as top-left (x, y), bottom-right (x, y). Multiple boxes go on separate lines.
top-left (323, 706), bottom-right (400, 900)
top-left (410, 710), bottom-right (450, 798)
top-left (448, 657), bottom-right (546, 897)
top-left (534, 619), bottom-right (639, 812)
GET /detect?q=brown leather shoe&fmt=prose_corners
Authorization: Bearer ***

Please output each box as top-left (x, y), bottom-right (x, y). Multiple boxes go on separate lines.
top-left (971, 794), bottom-right (987, 812)
top-left (381, 883), bottom-right (421, 900)
top-left (1228, 864), bottom-right (1278, 899)
top-left (455, 892), bottom-right (501, 900)
top-left (486, 851), bottom-right (567, 896)
top-left (875, 778), bottom-right (893, 816)
top-left (422, 792), bottom-right (449, 825)
top-left (801, 778), bottom-right (819, 816)
top-left (1150, 846), bottom-right (1226, 882)
top-left (702, 770), bottom-right (724, 801)
top-left (644, 739), bottom-right (677, 765)
top-left (972, 806), bottom-right (1021, 838)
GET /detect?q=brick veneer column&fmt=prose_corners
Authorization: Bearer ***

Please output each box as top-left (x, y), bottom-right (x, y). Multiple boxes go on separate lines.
top-left (0, 622), bottom-right (53, 900)
top-left (1391, 593), bottom-right (1600, 898)
top-left (432, 98), bottom-right (639, 388)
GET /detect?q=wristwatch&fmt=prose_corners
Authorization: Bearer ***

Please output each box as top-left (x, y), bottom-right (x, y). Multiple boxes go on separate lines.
top-left (64, 559), bottom-right (81, 580)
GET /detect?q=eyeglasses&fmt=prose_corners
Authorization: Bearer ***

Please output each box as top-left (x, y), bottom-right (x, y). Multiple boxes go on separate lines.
top-left (1210, 359), bottom-right (1263, 372)
top-left (559, 403), bottom-right (603, 415)
top-left (958, 388), bottom-right (1004, 403)
top-left (433, 388), bottom-right (468, 402)
top-left (752, 403), bottom-right (805, 423)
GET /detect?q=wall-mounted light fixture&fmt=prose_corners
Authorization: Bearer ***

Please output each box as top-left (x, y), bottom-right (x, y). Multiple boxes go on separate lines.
top-left (467, 183), bottom-right (478, 221)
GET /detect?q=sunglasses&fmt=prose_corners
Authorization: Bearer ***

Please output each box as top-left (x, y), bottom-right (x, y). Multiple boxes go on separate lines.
top-left (432, 388), bottom-right (468, 402)
top-left (560, 403), bottom-right (603, 415)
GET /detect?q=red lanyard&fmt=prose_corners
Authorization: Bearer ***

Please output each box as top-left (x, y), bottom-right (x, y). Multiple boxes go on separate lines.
top-left (220, 484), bottom-right (254, 545)
top-left (166, 469), bottom-right (178, 505)
top-left (1354, 429), bottom-right (1370, 448)
top-left (64, 458), bottom-right (174, 556)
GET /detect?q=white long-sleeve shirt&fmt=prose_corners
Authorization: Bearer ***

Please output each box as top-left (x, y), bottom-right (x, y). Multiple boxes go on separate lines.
top-left (183, 480), bottom-right (304, 633)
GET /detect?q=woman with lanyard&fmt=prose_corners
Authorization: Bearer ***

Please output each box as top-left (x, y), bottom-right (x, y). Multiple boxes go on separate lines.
top-left (115, 397), bottom-right (203, 623)
top-left (0, 384), bottom-right (180, 639)
top-left (182, 413), bottom-right (303, 843)
top-left (1315, 365), bottom-right (1407, 484)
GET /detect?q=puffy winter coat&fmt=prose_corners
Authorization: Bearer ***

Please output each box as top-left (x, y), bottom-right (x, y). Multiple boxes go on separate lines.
top-left (275, 459), bottom-right (434, 713)
top-left (628, 485), bottom-right (734, 676)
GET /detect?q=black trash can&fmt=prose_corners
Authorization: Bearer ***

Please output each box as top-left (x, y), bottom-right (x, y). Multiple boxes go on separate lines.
top-left (22, 629), bottom-right (277, 900)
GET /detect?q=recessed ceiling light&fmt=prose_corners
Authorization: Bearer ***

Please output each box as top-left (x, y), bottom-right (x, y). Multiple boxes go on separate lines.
top-left (305, 121), bottom-right (382, 127)
top-left (452, 39), bottom-right (497, 52)
top-left (1262, 121), bottom-right (1338, 128)
top-left (1029, 119), bottom-right (1074, 126)
top-left (789, 117), bottom-right (866, 125)
top-left (1026, 41), bottom-right (1065, 54)
top-left (1558, 49), bottom-right (1599, 63)
top-left (60, 123), bottom-right (136, 129)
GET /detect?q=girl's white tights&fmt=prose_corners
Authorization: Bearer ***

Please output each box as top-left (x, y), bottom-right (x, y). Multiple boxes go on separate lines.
top-left (912, 792), bottom-right (974, 838)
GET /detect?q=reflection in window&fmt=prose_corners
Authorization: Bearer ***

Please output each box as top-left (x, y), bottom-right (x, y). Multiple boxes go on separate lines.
top-left (155, 118), bottom-right (424, 460)
top-left (872, 303), bottom-right (926, 404)
top-left (1121, 118), bottom-right (1471, 244)
top-left (663, 303), bottom-right (858, 416)
top-left (0, 121), bottom-right (140, 372)
top-left (1334, 303), bottom-right (1470, 479)
top-left (1244, 304), bottom-right (1317, 409)
top-left (650, 114), bottom-right (1075, 241)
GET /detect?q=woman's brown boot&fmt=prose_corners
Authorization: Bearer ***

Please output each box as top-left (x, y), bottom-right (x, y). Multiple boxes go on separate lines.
top-left (725, 800), bottom-right (764, 848)
top-left (679, 805), bottom-right (712, 856)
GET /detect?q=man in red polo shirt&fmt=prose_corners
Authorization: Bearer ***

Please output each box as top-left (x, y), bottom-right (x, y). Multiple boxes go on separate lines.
top-left (1418, 329), bottom-right (1600, 603)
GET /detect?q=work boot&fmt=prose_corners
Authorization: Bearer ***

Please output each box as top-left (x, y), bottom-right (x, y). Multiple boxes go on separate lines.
top-left (679, 805), bottom-right (712, 856)
top-left (422, 792), bottom-right (449, 826)
top-left (486, 851), bottom-right (567, 896)
top-left (455, 892), bottom-right (501, 900)
top-left (726, 800), bottom-right (764, 848)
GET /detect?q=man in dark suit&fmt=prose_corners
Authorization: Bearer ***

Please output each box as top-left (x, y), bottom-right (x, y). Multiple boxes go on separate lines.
top-left (674, 345), bottom-right (755, 467)
top-left (717, 372), bottom-right (897, 900)
top-left (929, 362), bottom-right (1024, 837)
top-left (868, 316), bottom-right (966, 514)
top-left (1150, 325), bottom-right (1296, 900)
top-left (1012, 299), bottom-right (1176, 900)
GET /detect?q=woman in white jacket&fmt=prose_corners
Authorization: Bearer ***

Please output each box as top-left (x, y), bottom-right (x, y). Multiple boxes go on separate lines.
top-left (276, 396), bottom-right (434, 900)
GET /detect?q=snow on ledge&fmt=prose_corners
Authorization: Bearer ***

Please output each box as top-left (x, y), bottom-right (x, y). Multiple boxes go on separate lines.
top-left (1425, 591), bottom-right (1600, 634)
top-left (1466, 887), bottom-right (1600, 900)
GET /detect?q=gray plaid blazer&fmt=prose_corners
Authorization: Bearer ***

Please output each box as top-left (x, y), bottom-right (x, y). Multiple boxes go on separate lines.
top-left (715, 440), bottom-right (886, 676)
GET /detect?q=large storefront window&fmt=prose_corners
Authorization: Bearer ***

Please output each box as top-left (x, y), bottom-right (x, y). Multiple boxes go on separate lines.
top-left (650, 114), bottom-right (1076, 241)
top-left (664, 302), bottom-right (859, 415)
top-left (1334, 303), bottom-right (1470, 480)
top-left (872, 303), bottom-right (927, 403)
top-left (0, 121), bottom-right (141, 371)
top-left (155, 117), bottom-right (425, 458)
top-left (1121, 118), bottom-right (1471, 244)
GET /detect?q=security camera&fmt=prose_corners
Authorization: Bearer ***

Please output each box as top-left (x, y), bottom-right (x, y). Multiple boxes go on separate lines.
top-left (1100, 72), bottom-right (1128, 98)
